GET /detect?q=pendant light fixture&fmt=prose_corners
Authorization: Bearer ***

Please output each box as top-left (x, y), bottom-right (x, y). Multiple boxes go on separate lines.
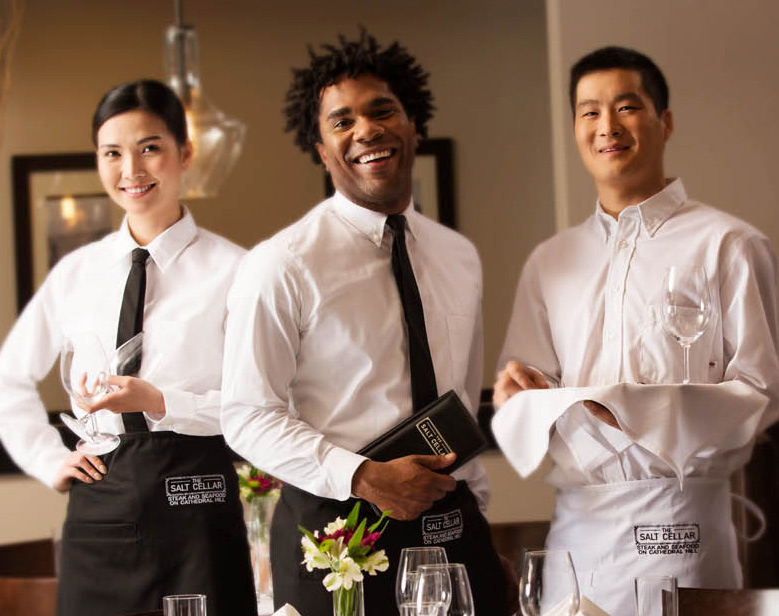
top-left (164, 0), bottom-right (246, 198)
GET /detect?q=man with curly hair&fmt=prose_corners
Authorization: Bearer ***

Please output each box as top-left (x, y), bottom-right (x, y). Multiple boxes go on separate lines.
top-left (221, 31), bottom-right (510, 616)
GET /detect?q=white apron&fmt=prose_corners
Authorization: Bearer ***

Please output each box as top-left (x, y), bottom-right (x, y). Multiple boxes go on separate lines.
top-left (546, 476), bottom-right (741, 616)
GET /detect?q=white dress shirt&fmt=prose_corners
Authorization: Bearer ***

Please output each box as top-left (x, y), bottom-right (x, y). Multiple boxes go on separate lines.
top-left (221, 192), bottom-right (488, 506)
top-left (494, 179), bottom-right (779, 487)
top-left (0, 209), bottom-right (245, 488)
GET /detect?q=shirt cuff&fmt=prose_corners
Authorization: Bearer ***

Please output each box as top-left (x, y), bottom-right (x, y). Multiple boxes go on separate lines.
top-left (147, 388), bottom-right (192, 429)
top-left (35, 446), bottom-right (73, 491)
top-left (322, 446), bottom-right (370, 501)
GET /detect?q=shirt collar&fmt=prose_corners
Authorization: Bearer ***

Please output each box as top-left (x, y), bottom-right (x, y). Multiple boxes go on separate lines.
top-left (110, 206), bottom-right (197, 271)
top-left (593, 178), bottom-right (687, 242)
top-left (330, 191), bottom-right (417, 247)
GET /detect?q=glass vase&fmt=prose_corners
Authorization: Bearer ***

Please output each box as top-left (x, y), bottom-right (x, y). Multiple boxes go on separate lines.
top-left (245, 494), bottom-right (279, 606)
top-left (333, 580), bottom-right (364, 616)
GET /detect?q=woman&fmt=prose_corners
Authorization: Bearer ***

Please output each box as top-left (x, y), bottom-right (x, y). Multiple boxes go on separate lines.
top-left (0, 80), bottom-right (255, 616)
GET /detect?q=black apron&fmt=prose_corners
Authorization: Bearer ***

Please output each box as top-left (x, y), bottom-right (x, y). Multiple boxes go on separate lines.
top-left (272, 481), bottom-right (509, 616)
top-left (57, 431), bottom-right (256, 616)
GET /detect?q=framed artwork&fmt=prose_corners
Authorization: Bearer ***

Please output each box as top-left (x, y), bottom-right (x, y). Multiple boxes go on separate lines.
top-left (11, 152), bottom-right (120, 314)
top-left (324, 137), bottom-right (456, 229)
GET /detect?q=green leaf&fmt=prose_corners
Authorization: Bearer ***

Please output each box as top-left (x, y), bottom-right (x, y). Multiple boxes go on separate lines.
top-left (347, 519), bottom-right (366, 555)
top-left (375, 516), bottom-right (391, 537)
top-left (368, 509), bottom-right (391, 534)
top-left (298, 525), bottom-right (318, 545)
top-left (345, 501), bottom-right (361, 530)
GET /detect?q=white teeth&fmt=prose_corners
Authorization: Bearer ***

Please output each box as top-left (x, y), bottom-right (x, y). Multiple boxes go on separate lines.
top-left (124, 184), bottom-right (154, 195)
top-left (357, 150), bottom-right (391, 164)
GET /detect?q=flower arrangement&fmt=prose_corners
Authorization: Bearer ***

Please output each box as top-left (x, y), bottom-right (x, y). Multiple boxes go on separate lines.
top-left (237, 464), bottom-right (283, 603)
top-left (237, 463), bottom-right (283, 502)
top-left (299, 502), bottom-right (390, 616)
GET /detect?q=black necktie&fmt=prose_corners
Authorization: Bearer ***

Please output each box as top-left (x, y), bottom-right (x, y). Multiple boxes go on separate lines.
top-left (117, 247), bottom-right (149, 432)
top-left (386, 214), bottom-right (438, 411)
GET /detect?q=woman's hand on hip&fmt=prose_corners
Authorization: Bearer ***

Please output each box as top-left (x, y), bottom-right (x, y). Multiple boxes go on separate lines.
top-left (53, 451), bottom-right (108, 492)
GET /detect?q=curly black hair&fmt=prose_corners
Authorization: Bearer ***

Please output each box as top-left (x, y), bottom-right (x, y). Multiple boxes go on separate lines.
top-left (284, 29), bottom-right (434, 164)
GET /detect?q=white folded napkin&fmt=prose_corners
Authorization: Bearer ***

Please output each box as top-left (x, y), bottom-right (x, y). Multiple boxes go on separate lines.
top-left (492, 381), bottom-right (764, 485)
top-left (271, 603), bottom-right (302, 616)
top-left (578, 594), bottom-right (610, 616)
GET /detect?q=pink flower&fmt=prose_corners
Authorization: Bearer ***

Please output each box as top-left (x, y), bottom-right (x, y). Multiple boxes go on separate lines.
top-left (361, 532), bottom-right (381, 547)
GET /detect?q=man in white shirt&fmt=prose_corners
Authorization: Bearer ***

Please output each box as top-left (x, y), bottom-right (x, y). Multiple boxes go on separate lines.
top-left (221, 30), bottom-right (509, 616)
top-left (493, 46), bottom-right (779, 616)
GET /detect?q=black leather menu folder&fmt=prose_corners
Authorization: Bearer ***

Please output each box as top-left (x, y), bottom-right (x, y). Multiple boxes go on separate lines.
top-left (357, 390), bottom-right (488, 473)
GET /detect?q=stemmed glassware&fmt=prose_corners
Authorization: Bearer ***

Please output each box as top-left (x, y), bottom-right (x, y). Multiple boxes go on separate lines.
top-left (519, 549), bottom-right (580, 616)
top-left (417, 563), bottom-right (474, 616)
top-left (396, 546), bottom-right (448, 614)
top-left (660, 266), bottom-right (711, 384)
top-left (411, 565), bottom-right (451, 616)
top-left (59, 332), bottom-right (123, 455)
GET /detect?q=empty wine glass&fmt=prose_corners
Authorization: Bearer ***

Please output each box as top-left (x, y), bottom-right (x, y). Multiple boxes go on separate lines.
top-left (414, 565), bottom-right (451, 616)
top-left (396, 546), bottom-right (448, 614)
top-left (660, 266), bottom-right (711, 384)
top-left (417, 563), bottom-right (474, 616)
top-left (519, 549), bottom-right (579, 616)
top-left (59, 333), bottom-right (120, 455)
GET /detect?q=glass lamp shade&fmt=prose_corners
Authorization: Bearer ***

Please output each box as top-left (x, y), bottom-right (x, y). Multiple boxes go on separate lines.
top-left (164, 24), bottom-right (246, 199)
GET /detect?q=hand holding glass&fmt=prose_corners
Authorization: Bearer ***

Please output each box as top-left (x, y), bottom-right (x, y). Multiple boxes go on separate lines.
top-left (59, 333), bottom-right (121, 455)
top-left (396, 546), bottom-right (448, 613)
top-left (660, 266), bottom-right (711, 384)
top-left (519, 549), bottom-right (580, 616)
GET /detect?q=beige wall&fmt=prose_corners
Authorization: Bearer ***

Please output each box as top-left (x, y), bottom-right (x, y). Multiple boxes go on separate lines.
top-left (0, 0), bottom-right (557, 541)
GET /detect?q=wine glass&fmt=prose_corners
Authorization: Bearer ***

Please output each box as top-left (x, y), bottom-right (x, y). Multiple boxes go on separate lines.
top-left (162, 594), bottom-right (207, 616)
top-left (396, 546), bottom-right (448, 614)
top-left (59, 333), bottom-right (120, 455)
top-left (413, 565), bottom-right (451, 616)
top-left (660, 266), bottom-right (711, 384)
top-left (519, 550), bottom-right (579, 616)
top-left (417, 563), bottom-right (474, 616)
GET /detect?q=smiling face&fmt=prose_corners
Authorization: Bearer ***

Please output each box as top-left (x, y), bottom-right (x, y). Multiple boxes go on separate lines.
top-left (96, 109), bottom-right (192, 230)
top-left (315, 74), bottom-right (419, 214)
top-left (574, 68), bottom-right (673, 206)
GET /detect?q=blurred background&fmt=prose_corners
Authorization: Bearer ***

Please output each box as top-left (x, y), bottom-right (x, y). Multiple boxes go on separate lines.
top-left (0, 0), bottom-right (777, 583)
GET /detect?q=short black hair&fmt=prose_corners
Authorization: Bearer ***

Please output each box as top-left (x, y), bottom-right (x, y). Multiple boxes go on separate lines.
top-left (92, 79), bottom-right (188, 147)
top-left (283, 29), bottom-right (434, 164)
top-left (569, 46), bottom-right (669, 116)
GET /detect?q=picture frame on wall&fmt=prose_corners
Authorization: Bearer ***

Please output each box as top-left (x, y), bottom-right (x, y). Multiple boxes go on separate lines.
top-left (11, 152), bottom-right (119, 314)
top-left (324, 137), bottom-right (456, 229)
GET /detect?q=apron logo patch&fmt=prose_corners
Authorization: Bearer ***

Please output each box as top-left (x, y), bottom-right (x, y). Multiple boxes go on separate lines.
top-left (634, 524), bottom-right (700, 555)
top-left (421, 509), bottom-right (463, 544)
top-left (165, 474), bottom-right (227, 506)
top-left (416, 418), bottom-right (453, 456)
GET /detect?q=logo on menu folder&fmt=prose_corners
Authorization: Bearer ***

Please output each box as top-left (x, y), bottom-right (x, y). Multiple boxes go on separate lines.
top-left (165, 474), bottom-right (227, 506)
top-left (416, 418), bottom-right (453, 456)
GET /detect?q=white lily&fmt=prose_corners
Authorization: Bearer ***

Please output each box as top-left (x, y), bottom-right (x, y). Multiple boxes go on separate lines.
top-left (323, 517), bottom-right (347, 535)
top-left (362, 549), bottom-right (389, 575)
top-left (301, 534), bottom-right (331, 571)
top-left (323, 556), bottom-right (364, 591)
